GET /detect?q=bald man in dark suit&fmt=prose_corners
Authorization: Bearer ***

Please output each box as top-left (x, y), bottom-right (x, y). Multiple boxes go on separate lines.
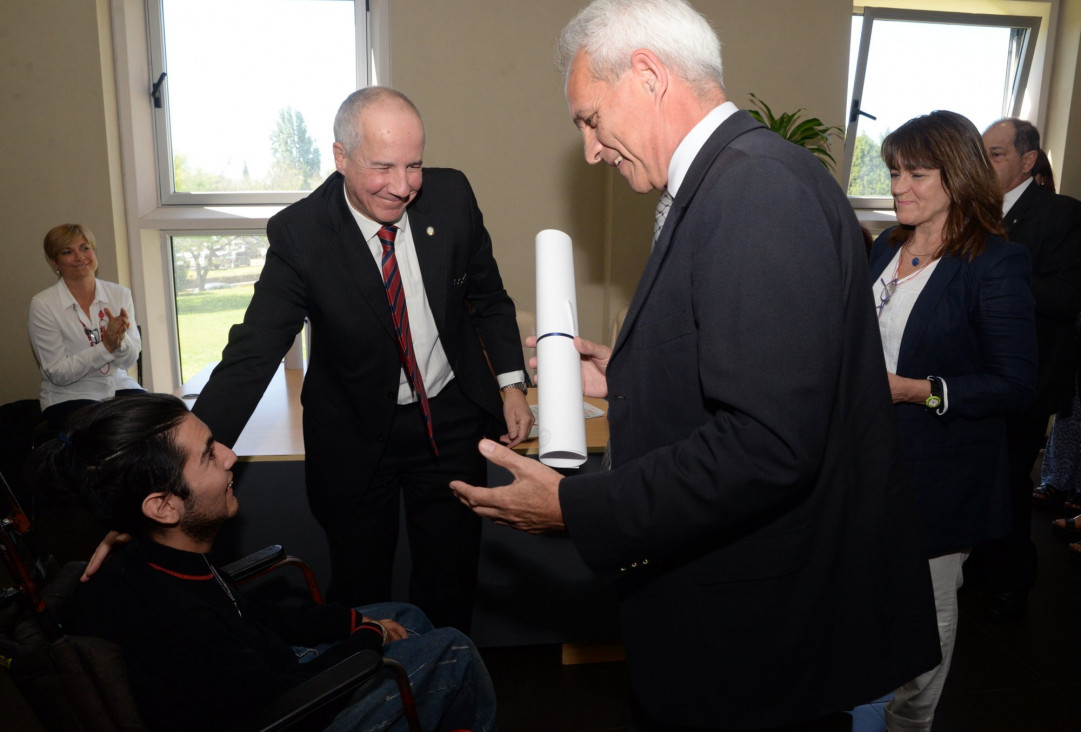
top-left (194, 87), bottom-right (533, 632)
top-left (974, 118), bottom-right (1081, 621)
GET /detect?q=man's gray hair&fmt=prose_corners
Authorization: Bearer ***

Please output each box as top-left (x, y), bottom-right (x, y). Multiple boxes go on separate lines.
top-left (556, 0), bottom-right (723, 93)
top-left (333, 86), bottom-right (423, 156)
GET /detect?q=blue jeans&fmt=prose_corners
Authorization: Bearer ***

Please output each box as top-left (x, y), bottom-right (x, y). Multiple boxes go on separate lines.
top-left (313, 602), bottom-right (496, 732)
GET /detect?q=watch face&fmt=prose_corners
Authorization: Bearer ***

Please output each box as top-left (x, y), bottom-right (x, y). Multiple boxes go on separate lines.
top-left (926, 395), bottom-right (942, 409)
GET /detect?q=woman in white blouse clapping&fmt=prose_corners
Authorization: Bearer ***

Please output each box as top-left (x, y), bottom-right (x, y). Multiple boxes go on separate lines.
top-left (29, 223), bottom-right (144, 432)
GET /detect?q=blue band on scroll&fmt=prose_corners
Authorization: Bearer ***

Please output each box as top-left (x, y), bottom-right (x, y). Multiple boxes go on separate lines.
top-left (536, 332), bottom-right (574, 342)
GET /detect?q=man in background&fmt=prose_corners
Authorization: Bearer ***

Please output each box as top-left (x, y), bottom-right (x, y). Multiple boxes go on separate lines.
top-left (192, 87), bottom-right (533, 632)
top-left (973, 119), bottom-right (1081, 620)
top-left (452, 1), bottom-right (940, 729)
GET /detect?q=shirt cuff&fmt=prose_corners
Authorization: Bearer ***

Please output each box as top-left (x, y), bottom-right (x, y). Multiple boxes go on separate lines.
top-left (497, 371), bottom-right (527, 389)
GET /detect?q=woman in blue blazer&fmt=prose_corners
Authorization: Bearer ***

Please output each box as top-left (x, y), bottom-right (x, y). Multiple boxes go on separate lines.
top-left (869, 110), bottom-right (1037, 732)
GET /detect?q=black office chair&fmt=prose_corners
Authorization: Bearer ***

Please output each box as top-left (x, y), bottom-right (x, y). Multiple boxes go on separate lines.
top-left (0, 472), bottom-right (422, 732)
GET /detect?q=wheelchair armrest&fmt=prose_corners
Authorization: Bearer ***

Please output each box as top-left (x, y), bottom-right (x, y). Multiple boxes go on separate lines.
top-left (252, 649), bottom-right (384, 732)
top-left (222, 546), bottom-right (324, 605)
top-left (221, 545), bottom-right (286, 582)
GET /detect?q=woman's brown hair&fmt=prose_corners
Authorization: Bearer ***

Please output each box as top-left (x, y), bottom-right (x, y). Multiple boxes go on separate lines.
top-left (881, 110), bottom-right (1005, 260)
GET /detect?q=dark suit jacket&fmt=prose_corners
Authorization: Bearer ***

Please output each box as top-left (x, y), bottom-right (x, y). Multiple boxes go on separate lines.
top-left (870, 231), bottom-right (1036, 557)
top-left (193, 170), bottom-right (523, 511)
top-left (1003, 182), bottom-right (1081, 412)
top-left (559, 111), bottom-right (940, 729)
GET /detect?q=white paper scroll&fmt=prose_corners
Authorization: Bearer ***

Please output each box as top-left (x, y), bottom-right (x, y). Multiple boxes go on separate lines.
top-left (535, 229), bottom-right (587, 468)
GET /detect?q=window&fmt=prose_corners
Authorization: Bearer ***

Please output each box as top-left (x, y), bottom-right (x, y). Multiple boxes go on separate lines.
top-left (125, 0), bottom-right (375, 389)
top-left (170, 233), bottom-right (269, 382)
top-left (844, 7), bottom-right (1041, 202)
top-left (148, 0), bottom-right (367, 205)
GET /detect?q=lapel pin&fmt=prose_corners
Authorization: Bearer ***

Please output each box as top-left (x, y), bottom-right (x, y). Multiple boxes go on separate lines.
top-left (426, 226), bottom-right (435, 236)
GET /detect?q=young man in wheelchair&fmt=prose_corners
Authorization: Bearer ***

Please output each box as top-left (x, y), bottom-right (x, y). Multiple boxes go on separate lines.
top-left (34, 393), bottom-right (495, 731)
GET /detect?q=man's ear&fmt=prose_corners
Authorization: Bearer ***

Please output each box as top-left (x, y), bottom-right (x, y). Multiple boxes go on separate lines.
top-left (332, 142), bottom-right (347, 173)
top-left (629, 49), bottom-right (668, 100)
top-left (1021, 148), bottom-right (1039, 176)
top-left (142, 492), bottom-right (181, 527)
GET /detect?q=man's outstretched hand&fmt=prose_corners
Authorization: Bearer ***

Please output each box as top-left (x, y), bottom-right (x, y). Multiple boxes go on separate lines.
top-left (451, 439), bottom-right (565, 533)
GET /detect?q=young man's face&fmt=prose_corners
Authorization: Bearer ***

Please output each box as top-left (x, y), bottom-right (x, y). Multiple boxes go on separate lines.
top-left (176, 414), bottom-right (239, 542)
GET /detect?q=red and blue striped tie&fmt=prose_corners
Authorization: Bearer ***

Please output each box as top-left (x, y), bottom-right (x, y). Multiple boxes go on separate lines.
top-left (378, 225), bottom-right (437, 455)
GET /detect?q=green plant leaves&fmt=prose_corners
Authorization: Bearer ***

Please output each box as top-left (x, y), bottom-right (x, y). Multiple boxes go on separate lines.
top-left (747, 92), bottom-right (842, 170)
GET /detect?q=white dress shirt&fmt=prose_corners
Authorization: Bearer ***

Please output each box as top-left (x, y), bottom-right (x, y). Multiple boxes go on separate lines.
top-left (667, 102), bottom-right (739, 197)
top-left (28, 278), bottom-right (142, 410)
top-left (1002, 176), bottom-right (1032, 216)
top-left (345, 191), bottom-right (524, 404)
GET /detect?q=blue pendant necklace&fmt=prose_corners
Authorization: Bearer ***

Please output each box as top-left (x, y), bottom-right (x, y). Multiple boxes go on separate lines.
top-left (904, 245), bottom-right (936, 268)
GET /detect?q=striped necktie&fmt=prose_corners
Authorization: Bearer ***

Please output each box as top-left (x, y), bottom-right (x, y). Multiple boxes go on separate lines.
top-left (378, 225), bottom-right (437, 455)
top-left (653, 189), bottom-right (673, 248)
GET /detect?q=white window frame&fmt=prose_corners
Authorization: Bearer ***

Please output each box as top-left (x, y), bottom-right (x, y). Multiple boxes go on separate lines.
top-left (109, 0), bottom-right (389, 392)
top-left (146, 0), bottom-right (371, 206)
top-left (845, 2), bottom-right (1053, 215)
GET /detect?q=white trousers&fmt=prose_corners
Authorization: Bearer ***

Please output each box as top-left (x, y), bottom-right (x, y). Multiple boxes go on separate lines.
top-left (885, 550), bottom-right (970, 732)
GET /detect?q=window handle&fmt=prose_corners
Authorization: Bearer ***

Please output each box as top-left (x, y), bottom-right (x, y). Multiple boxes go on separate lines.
top-left (848, 98), bottom-right (877, 124)
top-left (151, 72), bottom-right (167, 109)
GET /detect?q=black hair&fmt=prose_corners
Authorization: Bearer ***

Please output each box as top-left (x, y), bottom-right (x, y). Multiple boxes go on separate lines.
top-left (32, 393), bottom-right (192, 536)
top-left (1007, 118), bottom-right (1041, 156)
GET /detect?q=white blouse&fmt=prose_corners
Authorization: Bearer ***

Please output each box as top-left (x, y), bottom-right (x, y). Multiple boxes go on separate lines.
top-left (28, 278), bottom-right (142, 410)
top-left (873, 247), bottom-right (942, 373)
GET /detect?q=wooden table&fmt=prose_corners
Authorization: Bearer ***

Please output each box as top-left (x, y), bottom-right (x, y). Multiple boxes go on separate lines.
top-left (515, 394), bottom-right (609, 457)
top-left (177, 362), bottom-right (305, 461)
top-left (178, 362), bottom-right (608, 460)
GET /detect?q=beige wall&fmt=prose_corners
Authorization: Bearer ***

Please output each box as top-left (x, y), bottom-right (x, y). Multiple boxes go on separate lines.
top-left (391, 0), bottom-right (853, 347)
top-left (1052, 0), bottom-right (1081, 195)
top-left (2, 0), bottom-right (1078, 407)
top-left (1, 0), bottom-right (123, 405)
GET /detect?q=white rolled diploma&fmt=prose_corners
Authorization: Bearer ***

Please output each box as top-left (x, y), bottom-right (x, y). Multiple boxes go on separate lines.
top-left (535, 229), bottom-right (587, 468)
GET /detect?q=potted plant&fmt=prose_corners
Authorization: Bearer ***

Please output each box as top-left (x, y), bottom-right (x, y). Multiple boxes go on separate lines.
top-left (747, 92), bottom-right (843, 170)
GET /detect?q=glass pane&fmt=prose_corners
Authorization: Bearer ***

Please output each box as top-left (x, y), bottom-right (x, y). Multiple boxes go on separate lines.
top-left (172, 234), bottom-right (267, 382)
top-left (161, 0), bottom-right (356, 194)
top-left (848, 19), bottom-right (1015, 197)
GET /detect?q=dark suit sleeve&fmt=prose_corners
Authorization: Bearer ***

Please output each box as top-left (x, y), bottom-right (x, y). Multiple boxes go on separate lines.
top-left (457, 173), bottom-right (525, 376)
top-left (191, 219), bottom-right (308, 446)
top-left (937, 244), bottom-right (1037, 420)
top-left (1030, 196), bottom-right (1081, 323)
top-left (561, 155), bottom-right (865, 571)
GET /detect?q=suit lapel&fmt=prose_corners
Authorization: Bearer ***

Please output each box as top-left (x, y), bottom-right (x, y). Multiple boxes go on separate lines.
top-left (895, 255), bottom-right (962, 373)
top-left (613, 111), bottom-right (763, 356)
top-left (406, 195), bottom-right (449, 330)
top-left (325, 176), bottom-right (398, 339)
top-left (1004, 182), bottom-right (1040, 235)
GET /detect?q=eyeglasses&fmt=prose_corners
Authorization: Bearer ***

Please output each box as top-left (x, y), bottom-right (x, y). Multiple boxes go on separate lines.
top-left (877, 277), bottom-right (898, 317)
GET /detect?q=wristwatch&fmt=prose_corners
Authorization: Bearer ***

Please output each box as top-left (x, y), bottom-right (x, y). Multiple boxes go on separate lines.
top-left (501, 381), bottom-right (528, 394)
top-left (925, 376), bottom-right (943, 410)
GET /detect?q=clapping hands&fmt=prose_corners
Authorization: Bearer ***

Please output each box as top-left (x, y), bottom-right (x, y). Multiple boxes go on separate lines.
top-left (101, 307), bottom-right (131, 353)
